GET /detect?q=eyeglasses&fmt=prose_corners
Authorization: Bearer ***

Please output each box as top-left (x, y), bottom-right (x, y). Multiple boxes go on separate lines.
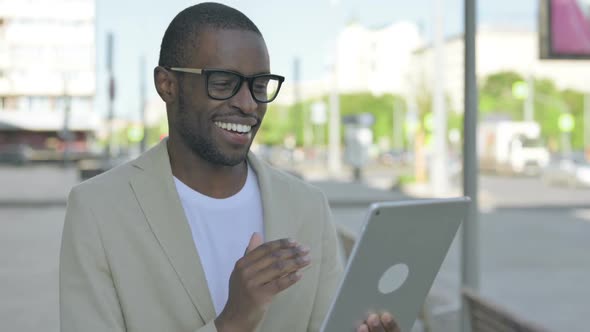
top-left (166, 67), bottom-right (285, 103)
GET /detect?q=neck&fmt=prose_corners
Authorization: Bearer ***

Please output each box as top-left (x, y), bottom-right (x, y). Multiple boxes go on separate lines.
top-left (167, 137), bottom-right (248, 199)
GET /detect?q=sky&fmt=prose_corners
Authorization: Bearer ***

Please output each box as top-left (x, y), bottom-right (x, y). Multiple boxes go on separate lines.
top-left (95, 0), bottom-right (538, 121)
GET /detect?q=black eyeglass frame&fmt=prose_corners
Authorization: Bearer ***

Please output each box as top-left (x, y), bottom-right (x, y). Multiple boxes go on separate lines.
top-left (165, 66), bottom-right (285, 103)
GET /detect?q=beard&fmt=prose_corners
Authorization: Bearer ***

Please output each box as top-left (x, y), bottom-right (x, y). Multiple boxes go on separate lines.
top-left (175, 93), bottom-right (248, 167)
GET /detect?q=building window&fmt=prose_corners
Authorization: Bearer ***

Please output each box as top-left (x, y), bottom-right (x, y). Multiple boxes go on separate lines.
top-left (4, 97), bottom-right (18, 111)
top-left (30, 97), bottom-right (52, 112)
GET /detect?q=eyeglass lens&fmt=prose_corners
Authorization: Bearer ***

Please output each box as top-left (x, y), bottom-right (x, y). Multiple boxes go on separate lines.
top-left (207, 71), bottom-right (280, 102)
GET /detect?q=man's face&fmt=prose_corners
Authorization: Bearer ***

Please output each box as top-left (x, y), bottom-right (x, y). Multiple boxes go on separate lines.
top-left (172, 29), bottom-right (270, 166)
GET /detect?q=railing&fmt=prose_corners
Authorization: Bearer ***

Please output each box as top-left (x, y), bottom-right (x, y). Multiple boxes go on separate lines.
top-left (462, 288), bottom-right (550, 332)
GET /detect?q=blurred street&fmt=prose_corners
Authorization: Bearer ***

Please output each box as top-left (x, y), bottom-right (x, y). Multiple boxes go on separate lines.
top-left (2, 0), bottom-right (590, 331)
top-left (1, 164), bottom-right (590, 331)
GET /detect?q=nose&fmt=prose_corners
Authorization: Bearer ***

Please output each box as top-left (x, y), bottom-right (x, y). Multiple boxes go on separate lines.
top-left (230, 81), bottom-right (258, 114)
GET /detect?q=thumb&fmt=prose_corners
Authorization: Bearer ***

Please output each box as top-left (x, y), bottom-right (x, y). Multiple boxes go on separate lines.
top-left (245, 232), bottom-right (263, 255)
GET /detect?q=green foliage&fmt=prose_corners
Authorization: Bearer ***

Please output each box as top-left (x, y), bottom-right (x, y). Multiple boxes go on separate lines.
top-left (255, 71), bottom-right (587, 152)
top-left (411, 76), bottom-right (462, 148)
top-left (339, 93), bottom-right (404, 145)
top-left (479, 71), bottom-right (586, 151)
top-left (257, 104), bottom-right (295, 146)
top-left (257, 93), bottom-right (406, 148)
top-left (479, 71), bottom-right (525, 120)
top-left (562, 89), bottom-right (586, 150)
top-left (396, 174), bottom-right (416, 187)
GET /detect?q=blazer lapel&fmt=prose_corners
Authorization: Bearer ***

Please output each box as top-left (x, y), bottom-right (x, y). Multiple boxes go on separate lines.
top-left (129, 140), bottom-right (216, 324)
top-left (247, 153), bottom-right (305, 332)
top-left (247, 153), bottom-right (302, 243)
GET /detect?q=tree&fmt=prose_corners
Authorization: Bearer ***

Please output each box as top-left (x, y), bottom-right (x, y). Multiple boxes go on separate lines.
top-left (479, 71), bottom-right (525, 120)
top-left (479, 71), bottom-right (586, 151)
top-left (338, 93), bottom-right (405, 147)
top-left (562, 89), bottom-right (586, 150)
top-left (257, 93), bottom-right (406, 148)
top-left (257, 103), bottom-right (295, 146)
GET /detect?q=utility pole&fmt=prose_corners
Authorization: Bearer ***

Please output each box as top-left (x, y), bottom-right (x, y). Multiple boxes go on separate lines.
top-left (462, 0), bottom-right (480, 332)
top-left (139, 55), bottom-right (147, 153)
top-left (585, 93), bottom-right (590, 158)
top-left (104, 32), bottom-right (115, 161)
top-left (432, 0), bottom-right (449, 197)
top-left (328, 57), bottom-right (341, 174)
top-left (524, 75), bottom-right (535, 122)
top-left (393, 98), bottom-right (404, 150)
top-left (61, 76), bottom-right (71, 167)
top-left (293, 58), bottom-right (309, 148)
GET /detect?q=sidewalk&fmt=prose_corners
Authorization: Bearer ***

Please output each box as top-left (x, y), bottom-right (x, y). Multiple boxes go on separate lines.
top-left (311, 180), bottom-right (411, 206)
top-left (0, 165), bottom-right (77, 206)
top-left (294, 161), bottom-right (496, 212)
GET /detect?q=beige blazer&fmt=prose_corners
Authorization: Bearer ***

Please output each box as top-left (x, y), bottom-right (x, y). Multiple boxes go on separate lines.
top-left (60, 140), bottom-right (343, 332)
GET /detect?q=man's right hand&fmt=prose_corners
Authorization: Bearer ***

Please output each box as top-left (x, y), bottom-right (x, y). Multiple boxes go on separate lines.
top-left (214, 233), bottom-right (311, 332)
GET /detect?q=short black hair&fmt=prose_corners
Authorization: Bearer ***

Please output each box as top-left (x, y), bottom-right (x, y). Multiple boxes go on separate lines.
top-left (158, 2), bottom-right (262, 67)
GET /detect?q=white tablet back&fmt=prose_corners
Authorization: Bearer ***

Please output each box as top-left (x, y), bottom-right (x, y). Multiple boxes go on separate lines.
top-left (321, 197), bottom-right (470, 332)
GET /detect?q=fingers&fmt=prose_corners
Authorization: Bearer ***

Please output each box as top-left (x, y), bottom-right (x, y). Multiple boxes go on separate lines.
top-left (358, 313), bottom-right (399, 332)
top-left (254, 245), bottom-right (309, 271)
top-left (366, 314), bottom-right (385, 332)
top-left (225, 237), bottom-right (311, 330)
top-left (380, 312), bottom-right (400, 332)
top-left (234, 238), bottom-right (311, 296)
top-left (260, 270), bottom-right (303, 294)
top-left (241, 238), bottom-right (297, 263)
top-left (252, 248), bottom-right (311, 285)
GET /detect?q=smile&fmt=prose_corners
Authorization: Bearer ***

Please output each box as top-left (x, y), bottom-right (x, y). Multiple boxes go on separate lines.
top-left (214, 121), bottom-right (252, 134)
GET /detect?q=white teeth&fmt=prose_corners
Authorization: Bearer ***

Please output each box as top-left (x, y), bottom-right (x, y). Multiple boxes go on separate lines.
top-left (215, 121), bottom-right (252, 133)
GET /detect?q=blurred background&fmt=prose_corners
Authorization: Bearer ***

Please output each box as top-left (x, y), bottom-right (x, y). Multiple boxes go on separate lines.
top-left (1, 0), bottom-right (589, 331)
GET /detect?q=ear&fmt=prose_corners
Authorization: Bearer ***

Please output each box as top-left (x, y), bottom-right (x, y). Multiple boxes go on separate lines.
top-left (154, 66), bottom-right (178, 103)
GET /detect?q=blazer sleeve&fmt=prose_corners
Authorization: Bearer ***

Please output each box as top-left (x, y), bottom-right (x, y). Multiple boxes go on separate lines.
top-left (307, 193), bottom-right (345, 332)
top-left (60, 187), bottom-right (126, 332)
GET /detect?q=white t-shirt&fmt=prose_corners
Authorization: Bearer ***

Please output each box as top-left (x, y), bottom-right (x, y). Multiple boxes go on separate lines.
top-left (174, 165), bottom-right (264, 315)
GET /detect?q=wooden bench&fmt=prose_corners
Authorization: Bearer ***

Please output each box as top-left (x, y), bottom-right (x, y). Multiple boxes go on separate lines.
top-left (462, 288), bottom-right (550, 332)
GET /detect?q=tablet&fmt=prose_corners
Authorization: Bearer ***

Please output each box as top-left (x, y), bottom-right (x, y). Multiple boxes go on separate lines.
top-left (320, 197), bottom-right (470, 332)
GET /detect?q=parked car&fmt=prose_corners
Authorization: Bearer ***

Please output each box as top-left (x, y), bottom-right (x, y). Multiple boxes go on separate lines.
top-left (378, 149), bottom-right (414, 167)
top-left (541, 153), bottom-right (590, 188)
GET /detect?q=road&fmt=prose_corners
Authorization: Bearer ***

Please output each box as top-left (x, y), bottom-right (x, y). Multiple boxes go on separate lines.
top-left (1, 165), bottom-right (589, 331)
top-left (469, 175), bottom-right (590, 331)
top-left (0, 206), bottom-right (63, 332)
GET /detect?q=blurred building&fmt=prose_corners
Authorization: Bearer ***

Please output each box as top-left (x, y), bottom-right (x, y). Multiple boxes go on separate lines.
top-left (409, 26), bottom-right (590, 113)
top-left (275, 21), bottom-right (424, 105)
top-left (335, 21), bottom-right (423, 96)
top-left (0, 0), bottom-right (98, 162)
